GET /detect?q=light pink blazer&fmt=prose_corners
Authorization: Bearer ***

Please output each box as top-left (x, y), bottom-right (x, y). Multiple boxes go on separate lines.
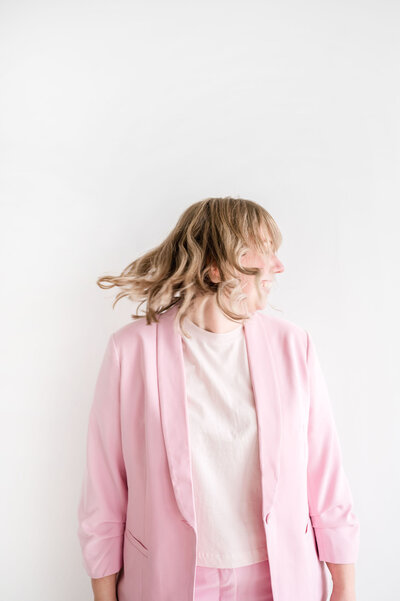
top-left (77, 302), bottom-right (360, 601)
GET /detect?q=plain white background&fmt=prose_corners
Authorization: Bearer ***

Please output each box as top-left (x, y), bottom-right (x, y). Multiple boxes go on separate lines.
top-left (1, 1), bottom-right (399, 599)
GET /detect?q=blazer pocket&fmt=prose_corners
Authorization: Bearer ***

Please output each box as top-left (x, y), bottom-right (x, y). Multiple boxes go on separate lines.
top-left (125, 528), bottom-right (149, 558)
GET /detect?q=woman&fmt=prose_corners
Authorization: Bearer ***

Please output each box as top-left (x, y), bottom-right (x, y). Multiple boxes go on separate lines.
top-left (77, 196), bottom-right (360, 601)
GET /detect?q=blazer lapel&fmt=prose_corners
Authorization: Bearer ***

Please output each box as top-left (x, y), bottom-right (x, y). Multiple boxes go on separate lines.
top-left (156, 302), bottom-right (282, 531)
top-left (243, 308), bottom-right (283, 518)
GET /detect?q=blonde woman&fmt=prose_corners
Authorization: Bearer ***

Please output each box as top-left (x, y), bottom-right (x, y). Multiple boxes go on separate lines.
top-left (77, 197), bottom-right (360, 601)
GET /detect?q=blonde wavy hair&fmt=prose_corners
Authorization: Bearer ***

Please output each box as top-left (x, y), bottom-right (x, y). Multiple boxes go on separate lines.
top-left (97, 196), bottom-right (282, 337)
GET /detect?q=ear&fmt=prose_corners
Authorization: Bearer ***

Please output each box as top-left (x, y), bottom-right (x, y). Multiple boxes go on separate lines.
top-left (209, 261), bottom-right (221, 283)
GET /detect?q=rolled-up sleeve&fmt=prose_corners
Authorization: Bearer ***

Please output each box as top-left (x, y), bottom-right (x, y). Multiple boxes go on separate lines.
top-left (305, 330), bottom-right (360, 563)
top-left (77, 333), bottom-right (128, 578)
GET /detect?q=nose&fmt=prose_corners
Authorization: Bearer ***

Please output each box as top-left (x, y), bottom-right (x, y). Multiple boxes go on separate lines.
top-left (272, 255), bottom-right (284, 274)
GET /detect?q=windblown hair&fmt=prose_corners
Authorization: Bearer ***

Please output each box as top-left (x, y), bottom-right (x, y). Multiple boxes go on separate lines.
top-left (97, 196), bottom-right (282, 338)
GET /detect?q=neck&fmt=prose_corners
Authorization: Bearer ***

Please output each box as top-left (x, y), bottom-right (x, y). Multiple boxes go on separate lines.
top-left (186, 294), bottom-right (245, 334)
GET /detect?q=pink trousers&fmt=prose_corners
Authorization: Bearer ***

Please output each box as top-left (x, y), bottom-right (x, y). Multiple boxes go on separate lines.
top-left (193, 559), bottom-right (274, 601)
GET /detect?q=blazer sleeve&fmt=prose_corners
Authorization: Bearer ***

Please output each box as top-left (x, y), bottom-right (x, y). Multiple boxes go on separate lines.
top-left (305, 330), bottom-right (360, 564)
top-left (77, 333), bottom-right (128, 578)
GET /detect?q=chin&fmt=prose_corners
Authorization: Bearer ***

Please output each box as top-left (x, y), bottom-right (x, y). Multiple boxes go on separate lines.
top-left (243, 291), bottom-right (269, 314)
top-left (251, 299), bottom-right (268, 312)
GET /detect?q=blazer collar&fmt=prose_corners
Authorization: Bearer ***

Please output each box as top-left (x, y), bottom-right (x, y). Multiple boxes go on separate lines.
top-left (156, 302), bottom-right (282, 531)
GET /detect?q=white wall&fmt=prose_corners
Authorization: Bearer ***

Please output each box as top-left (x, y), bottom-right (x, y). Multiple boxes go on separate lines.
top-left (1, 1), bottom-right (399, 599)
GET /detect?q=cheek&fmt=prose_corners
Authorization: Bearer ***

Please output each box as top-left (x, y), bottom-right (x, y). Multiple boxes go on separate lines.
top-left (241, 250), bottom-right (261, 266)
top-left (238, 273), bottom-right (258, 293)
top-left (239, 255), bottom-right (262, 287)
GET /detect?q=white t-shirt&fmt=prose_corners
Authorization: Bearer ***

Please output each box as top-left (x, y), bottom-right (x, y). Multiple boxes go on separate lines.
top-left (181, 316), bottom-right (268, 568)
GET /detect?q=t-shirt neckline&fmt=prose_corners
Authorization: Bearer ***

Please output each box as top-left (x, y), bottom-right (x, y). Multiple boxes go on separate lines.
top-left (182, 316), bottom-right (244, 344)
